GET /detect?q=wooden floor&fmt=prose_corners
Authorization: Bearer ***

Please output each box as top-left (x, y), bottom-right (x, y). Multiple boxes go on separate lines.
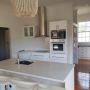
top-left (75, 59), bottom-right (90, 90)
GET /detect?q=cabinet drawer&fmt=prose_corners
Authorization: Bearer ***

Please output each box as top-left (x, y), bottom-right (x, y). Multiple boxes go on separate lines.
top-left (50, 55), bottom-right (67, 63)
top-left (51, 59), bottom-right (67, 63)
top-left (50, 54), bottom-right (66, 58)
top-left (31, 52), bottom-right (50, 61)
top-left (38, 84), bottom-right (64, 90)
top-left (49, 22), bottom-right (57, 30)
top-left (49, 20), bottom-right (67, 30)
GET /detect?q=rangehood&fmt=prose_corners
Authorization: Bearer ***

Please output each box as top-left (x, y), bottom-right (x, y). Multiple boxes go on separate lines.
top-left (37, 6), bottom-right (48, 37)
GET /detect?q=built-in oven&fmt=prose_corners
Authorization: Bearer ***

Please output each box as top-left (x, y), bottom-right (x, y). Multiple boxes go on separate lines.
top-left (50, 42), bottom-right (65, 54)
top-left (51, 29), bottom-right (66, 39)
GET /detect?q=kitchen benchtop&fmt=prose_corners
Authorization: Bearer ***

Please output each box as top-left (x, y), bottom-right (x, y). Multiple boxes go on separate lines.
top-left (0, 59), bottom-right (74, 83)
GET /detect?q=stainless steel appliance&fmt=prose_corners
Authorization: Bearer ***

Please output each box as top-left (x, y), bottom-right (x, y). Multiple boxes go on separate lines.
top-left (50, 42), bottom-right (65, 54)
top-left (51, 29), bottom-right (66, 39)
top-left (50, 30), bottom-right (67, 63)
top-left (50, 41), bottom-right (67, 63)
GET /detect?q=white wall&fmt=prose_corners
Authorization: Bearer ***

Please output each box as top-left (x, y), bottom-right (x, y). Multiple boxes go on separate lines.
top-left (46, 2), bottom-right (74, 64)
top-left (78, 13), bottom-right (90, 22)
top-left (0, 0), bottom-right (49, 58)
top-left (0, 0), bottom-right (74, 63)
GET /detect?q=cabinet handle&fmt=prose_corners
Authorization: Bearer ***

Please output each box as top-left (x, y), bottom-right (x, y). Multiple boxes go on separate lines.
top-left (56, 25), bottom-right (59, 30)
top-left (34, 55), bottom-right (43, 57)
top-left (52, 56), bottom-right (64, 58)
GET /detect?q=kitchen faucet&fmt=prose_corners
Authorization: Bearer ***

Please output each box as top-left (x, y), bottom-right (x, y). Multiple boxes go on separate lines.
top-left (17, 50), bottom-right (25, 64)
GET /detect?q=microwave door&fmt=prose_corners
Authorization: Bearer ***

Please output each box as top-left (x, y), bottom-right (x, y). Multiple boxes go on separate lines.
top-left (58, 30), bottom-right (66, 39)
top-left (51, 30), bottom-right (58, 39)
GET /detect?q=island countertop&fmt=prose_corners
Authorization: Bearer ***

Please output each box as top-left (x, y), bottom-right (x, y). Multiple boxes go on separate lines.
top-left (0, 59), bottom-right (74, 84)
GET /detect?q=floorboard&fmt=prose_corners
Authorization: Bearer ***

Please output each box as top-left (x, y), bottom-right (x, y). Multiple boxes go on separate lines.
top-left (75, 59), bottom-right (90, 90)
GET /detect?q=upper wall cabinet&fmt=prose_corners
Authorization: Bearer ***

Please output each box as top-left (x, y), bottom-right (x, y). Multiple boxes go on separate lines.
top-left (49, 20), bottom-right (67, 30)
top-left (24, 26), bottom-right (36, 37)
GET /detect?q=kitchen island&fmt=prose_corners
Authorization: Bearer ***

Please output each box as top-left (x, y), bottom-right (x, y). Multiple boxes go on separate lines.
top-left (0, 59), bottom-right (74, 90)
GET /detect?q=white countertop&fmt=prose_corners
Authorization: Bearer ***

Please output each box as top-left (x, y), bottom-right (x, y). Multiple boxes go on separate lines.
top-left (0, 59), bottom-right (74, 83)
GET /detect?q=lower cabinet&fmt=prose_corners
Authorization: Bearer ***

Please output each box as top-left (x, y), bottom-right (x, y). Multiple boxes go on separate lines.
top-left (50, 54), bottom-right (67, 63)
top-left (0, 76), bottom-right (64, 90)
top-left (0, 68), bottom-right (74, 90)
top-left (18, 51), bottom-right (50, 62)
top-left (38, 84), bottom-right (64, 90)
top-left (78, 46), bottom-right (90, 59)
top-left (31, 52), bottom-right (50, 61)
top-left (0, 76), bottom-right (10, 90)
top-left (7, 80), bottom-right (38, 90)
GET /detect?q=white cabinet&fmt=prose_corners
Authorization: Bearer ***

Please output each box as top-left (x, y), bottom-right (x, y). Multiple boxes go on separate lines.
top-left (50, 54), bottom-right (67, 63)
top-left (49, 22), bottom-right (57, 30)
top-left (31, 52), bottom-right (50, 61)
top-left (9, 79), bottom-right (37, 90)
top-left (78, 46), bottom-right (90, 59)
top-left (38, 84), bottom-right (64, 90)
top-left (18, 51), bottom-right (50, 61)
top-left (0, 76), bottom-right (10, 90)
top-left (49, 20), bottom-right (67, 30)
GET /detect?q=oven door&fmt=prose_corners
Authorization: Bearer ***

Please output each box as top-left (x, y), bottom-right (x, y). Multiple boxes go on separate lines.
top-left (50, 42), bottom-right (65, 54)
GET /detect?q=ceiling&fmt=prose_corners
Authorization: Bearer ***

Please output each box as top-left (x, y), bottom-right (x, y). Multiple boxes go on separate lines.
top-left (39, 0), bottom-right (90, 6)
top-left (4, 0), bottom-right (90, 6)
top-left (40, 0), bottom-right (90, 15)
top-left (39, 0), bottom-right (69, 6)
top-left (78, 6), bottom-right (90, 15)
top-left (4, 0), bottom-right (90, 15)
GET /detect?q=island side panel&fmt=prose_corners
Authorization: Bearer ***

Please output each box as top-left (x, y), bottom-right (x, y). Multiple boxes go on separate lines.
top-left (65, 68), bottom-right (74, 90)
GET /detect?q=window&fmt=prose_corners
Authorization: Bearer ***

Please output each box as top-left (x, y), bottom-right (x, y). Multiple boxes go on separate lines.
top-left (78, 21), bottom-right (90, 42)
top-left (24, 26), bottom-right (35, 37)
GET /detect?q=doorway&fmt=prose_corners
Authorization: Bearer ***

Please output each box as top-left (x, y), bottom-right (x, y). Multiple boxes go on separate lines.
top-left (0, 27), bottom-right (10, 60)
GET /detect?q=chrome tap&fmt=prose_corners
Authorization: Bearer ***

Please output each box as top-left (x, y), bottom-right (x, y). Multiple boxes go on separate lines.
top-left (17, 52), bottom-right (20, 64)
top-left (17, 50), bottom-right (25, 64)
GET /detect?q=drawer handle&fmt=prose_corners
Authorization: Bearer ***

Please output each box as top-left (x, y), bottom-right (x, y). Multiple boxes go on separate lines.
top-left (34, 55), bottom-right (42, 57)
top-left (52, 56), bottom-right (64, 58)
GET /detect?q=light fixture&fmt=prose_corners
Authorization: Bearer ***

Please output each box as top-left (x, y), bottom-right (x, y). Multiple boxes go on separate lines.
top-left (11, 0), bottom-right (38, 18)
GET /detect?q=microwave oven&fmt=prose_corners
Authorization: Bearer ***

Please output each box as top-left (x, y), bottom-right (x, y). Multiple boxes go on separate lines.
top-left (51, 29), bottom-right (66, 39)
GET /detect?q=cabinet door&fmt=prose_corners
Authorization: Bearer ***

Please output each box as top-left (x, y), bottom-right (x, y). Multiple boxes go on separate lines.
top-left (49, 20), bottom-right (67, 30)
top-left (78, 47), bottom-right (89, 59)
top-left (31, 53), bottom-right (50, 61)
top-left (50, 54), bottom-right (67, 63)
top-left (49, 22), bottom-right (57, 30)
top-left (78, 47), bottom-right (84, 59)
top-left (78, 47), bottom-right (82, 59)
top-left (38, 84), bottom-right (65, 90)
top-left (57, 21), bottom-right (67, 29)
top-left (86, 47), bottom-right (90, 58)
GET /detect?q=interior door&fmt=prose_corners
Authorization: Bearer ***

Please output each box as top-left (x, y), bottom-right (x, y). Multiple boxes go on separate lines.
top-left (0, 27), bottom-right (10, 60)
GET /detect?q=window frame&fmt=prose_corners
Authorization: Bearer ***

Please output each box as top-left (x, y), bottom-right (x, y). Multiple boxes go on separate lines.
top-left (78, 21), bottom-right (90, 43)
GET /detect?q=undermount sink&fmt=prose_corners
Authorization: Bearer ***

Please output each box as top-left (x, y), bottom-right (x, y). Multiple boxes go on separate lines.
top-left (16, 61), bottom-right (34, 65)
